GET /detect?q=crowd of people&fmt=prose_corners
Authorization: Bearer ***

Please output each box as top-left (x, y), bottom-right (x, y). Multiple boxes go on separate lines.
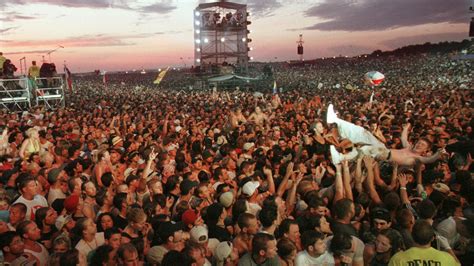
top-left (0, 51), bottom-right (472, 266)
top-left (200, 10), bottom-right (246, 29)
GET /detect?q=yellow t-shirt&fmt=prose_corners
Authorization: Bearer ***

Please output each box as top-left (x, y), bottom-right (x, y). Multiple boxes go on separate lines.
top-left (389, 247), bottom-right (459, 266)
top-left (29, 65), bottom-right (40, 78)
top-left (0, 55), bottom-right (6, 69)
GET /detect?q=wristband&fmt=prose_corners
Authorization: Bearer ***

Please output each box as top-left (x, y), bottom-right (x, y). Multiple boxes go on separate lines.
top-left (400, 187), bottom-right (407, 190)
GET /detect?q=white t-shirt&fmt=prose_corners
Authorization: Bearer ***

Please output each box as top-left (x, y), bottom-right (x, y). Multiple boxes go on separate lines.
top-left (227, 170), bottom-right (236, 180)
top-left (25, 243), bottom-right (49, 266)
top-left (47, 187), bottom-right (67, 205)
top-left (13, 195), bottom-right (48, 220)
top-left (75, 232), bottom-right (105, 258)
top-left (295, 250), bottom-right (335, 266)
top-left (325, 235), bottom-right (365, 264)
top-left (436, 216), bottom-right (460, 248)
top-left (212, 181), bottom-right (223, 191)
top-left (247, 202), bottom-right (262, 216)
top-left (150, 245), bottom-right (169, 264)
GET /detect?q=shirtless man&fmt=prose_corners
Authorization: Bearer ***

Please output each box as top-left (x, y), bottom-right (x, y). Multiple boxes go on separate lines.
top-left (326, 104), bottom-right (444, 167)
top-left (230, 107), bottom-right (247, 128)
top-left (248, 106), bottom-right (269, 127)
top-left (271, 94), bottom-right (281, 109)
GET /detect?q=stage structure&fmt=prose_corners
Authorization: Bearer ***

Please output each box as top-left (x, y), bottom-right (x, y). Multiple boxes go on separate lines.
top-left (194, 1), bottom-right (252, 74)
top-left (297, 34), bottom-right (304, 61)
top-left (0, 76), bottom-right (65, 112)
top-left (470, 1), bottom-right (474, 37)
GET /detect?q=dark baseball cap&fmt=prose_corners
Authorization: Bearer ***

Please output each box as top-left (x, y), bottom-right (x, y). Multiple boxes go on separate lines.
top-left (371, 208), bottom-right (391, 223)
top-left (157, 221), bottom-right (184, 241)
top-left (180, 179), bottom-right (198, 195)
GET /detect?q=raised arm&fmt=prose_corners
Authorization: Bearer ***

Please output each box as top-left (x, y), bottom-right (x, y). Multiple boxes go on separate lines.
top-left (373, 160), bottom-right (387, 189)
top-left (354, 156), bottom-right (363, 193)
top-left (398, 173), bottom-right (410, 205)
top-left (413, 162), bottom-right (426, 198)
top-left (363, 156), bottom-right (382, 205)
top-left (109, 116), bottom-right (116, 129)
top-left (334, 164), bottom-right (345, 203)
top-left (462, 153), bottom-right (472, 171)
top-left (387, 163), bottom-right (399, 191)
top-left (161, 113), bottom-right (169, 138)
top-left (142, 148), bottom-right (157, 180)
top-left (277, 162), bottom-right (293, 198)
top-left (415, 149), bottom-right (443, 164)
top-left (342, 160), bottom-right (353, 201)
top-left (286, 172), bottom-right (303, 216)
top-left (401, 123), bottom-right (411, 148)
top-left (373, 126), bottom-right (387, 144)
top-left (377, 109), bottom-right (388, 122)
top-left (263, 167), bottom-right (276, 195)
top-left (313, 163), bottom-right (326, 185)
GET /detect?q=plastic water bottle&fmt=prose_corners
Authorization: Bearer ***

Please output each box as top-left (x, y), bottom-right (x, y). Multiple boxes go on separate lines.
top-left (421, 191), bottom-right (427, 200)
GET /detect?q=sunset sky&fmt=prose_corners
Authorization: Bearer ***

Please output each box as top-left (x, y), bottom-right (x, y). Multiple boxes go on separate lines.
top-left (1, 0), bottom-right (471, 72)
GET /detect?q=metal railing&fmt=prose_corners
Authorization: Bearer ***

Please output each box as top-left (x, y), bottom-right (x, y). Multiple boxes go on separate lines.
top-left (0, 76), bottom-right (66, 112)
top-left (0, 77), bottom-right (31, 111)
top-left (34, 77), bottom-right (65, 109)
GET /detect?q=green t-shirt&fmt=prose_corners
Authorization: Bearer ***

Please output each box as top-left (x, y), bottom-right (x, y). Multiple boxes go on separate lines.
top-left (388, 247), bottom-right (459, 266)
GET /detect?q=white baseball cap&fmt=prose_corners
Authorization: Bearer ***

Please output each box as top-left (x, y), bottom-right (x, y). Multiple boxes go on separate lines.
top-left (55, 215), bottom-right (72, 230)
top-left (190, 225), bottom-right (208, 244)
top-left (214, 241), bottom-right (233, 265)
top-left (243, 142), bottom-right (255, 151)
top-left (242, 181), bottom-right (259, 197)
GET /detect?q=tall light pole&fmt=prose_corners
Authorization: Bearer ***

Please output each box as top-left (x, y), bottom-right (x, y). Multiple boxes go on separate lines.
top-left (46, 45), bottom-right (64, 62)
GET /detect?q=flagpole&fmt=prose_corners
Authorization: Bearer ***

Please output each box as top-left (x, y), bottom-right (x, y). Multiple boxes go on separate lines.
top-left (63, 61), bottom-right (73, 93)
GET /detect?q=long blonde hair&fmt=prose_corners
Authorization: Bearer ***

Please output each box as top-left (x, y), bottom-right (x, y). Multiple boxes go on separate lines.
top-left (26, 128), bottom-right (39, 138)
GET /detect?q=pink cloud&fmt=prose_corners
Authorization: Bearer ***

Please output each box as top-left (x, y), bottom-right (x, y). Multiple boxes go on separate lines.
top-left (1, 33), bottom-right (154, 48)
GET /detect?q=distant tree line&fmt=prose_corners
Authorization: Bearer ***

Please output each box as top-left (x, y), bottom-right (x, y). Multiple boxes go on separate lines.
top-left (369, 39), bottom-right (473, 57)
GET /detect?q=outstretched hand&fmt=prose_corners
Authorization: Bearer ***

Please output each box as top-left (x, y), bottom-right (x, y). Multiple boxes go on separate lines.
top-left (295, 171), bottom-right (304, 184)
top-left (341, 159), bottom-right (349, 167)
top-left (466, 153), bottom-right (473, 166)
top-left (148, 147), bottom-right (157, 161)
top-left (437, 148), bottom-right (447, 154)
top-left (402, 123), bottom-right (411, 131)
top-left (398, 173), bottom-right (408, 187)
top-left (362, 155), bottom-right (374, 165)
top-left (437, 148), bottom-right (449, 161)
top-left (315, 164), bottom-right (326, 177)
top-left (166, 196), bottom-right (174, 209)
